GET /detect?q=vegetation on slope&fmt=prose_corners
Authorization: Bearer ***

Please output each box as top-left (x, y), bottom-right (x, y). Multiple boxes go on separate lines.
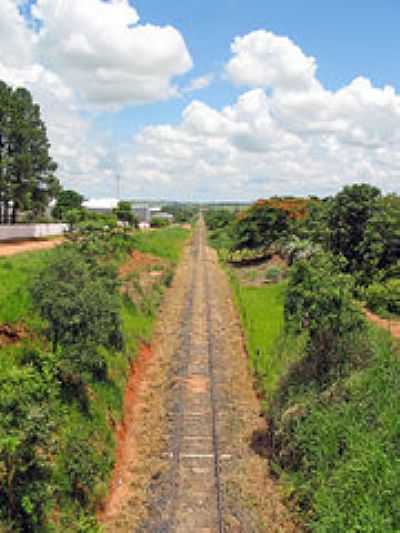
top-left (0, 250), bottom-right (53, 326)
top-left (207, 184), bottom-right (400, 531)
top-left (0, 225), bottom-right (189, 531)
top-left (131, 226), bottom-right (190, 264)
top-left (230, 260), bottom-right (400, 531)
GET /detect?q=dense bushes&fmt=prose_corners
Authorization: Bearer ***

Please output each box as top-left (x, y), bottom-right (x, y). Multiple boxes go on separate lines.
top-left (284, 251), bottom-right (366, 384)
top-left (0, 231), bottom-right (128, 531)
top-left (220, 186), bottom-right (400, 531)
top-left (270, 329), bottom-right (400, 532)
top-left (151, 216), bottom-right (170, 228)
top-left (234, 202), bottom-right (289, 250)
top-left (0, 351), bottom-right (59, 530)
top-left (31, 246), bottom-right (123, 382)
top-left (327, 183), bottom-right (382, 272)
top-left (231, 262), bottom-right (400, 531)
top-left (207, 185), bottom-right (400, 317)
top-left (365, 279), bottom-right (400, 316)
top-left (0, 225), bottom-right (189, 531)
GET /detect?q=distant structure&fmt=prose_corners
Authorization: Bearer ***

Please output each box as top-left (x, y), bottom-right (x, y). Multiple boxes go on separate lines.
top-left (84, 200), bottom-right (174, 224)
top-left (132, 205), bottom-right (151, 223)
top-left (133, 205), bottom-right (174, 223)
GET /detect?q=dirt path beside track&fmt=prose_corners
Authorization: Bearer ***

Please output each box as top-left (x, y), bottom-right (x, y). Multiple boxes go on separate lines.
top-left (0, 238), bottom-right (62, 257)
top-left (364, 308), bottom-right (400, 339)
top-left (99, 218), bottom-right (297, 532)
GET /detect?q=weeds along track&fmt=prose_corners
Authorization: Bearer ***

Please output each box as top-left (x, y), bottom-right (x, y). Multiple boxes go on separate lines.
top-left (142, 218), bottom-right (226, 532)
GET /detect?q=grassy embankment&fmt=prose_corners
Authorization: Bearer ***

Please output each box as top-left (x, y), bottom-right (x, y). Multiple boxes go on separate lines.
top-left (0, 226), bottom-right (189, 532)
top-left (132, 226), bottom-right (190, 264)
top-left (230, 270), bottom-right (400, 532)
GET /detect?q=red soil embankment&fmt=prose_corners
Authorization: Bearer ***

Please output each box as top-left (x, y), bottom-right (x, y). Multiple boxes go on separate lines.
top-left (0, 324), bottom-right (28, 347)
top-left (98, 343), bottom-right (154, 521)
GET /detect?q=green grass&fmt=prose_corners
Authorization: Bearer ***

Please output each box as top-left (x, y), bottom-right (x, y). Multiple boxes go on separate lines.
top-left (281, 327), bottom-right (400, 532)
top-left (229, 268), bottom-right (400, 532)
top-left (230, 275), bottom-right (305, 401)
top-left (0, 250), bottom-right (53, 325)
top-left (132, 226), bottom-right (190, 264)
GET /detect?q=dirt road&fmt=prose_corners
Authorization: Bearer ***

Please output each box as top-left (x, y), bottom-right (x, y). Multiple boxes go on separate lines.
top-left (0, 238), bottom-right (62, 257)
top-left (100, 218), bottom-right (297, 532)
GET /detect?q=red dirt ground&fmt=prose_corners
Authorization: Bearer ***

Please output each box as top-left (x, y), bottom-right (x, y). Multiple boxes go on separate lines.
top-left (0, 323), bottom-right (28, 347)
top-left (118, 250), bottom-right (162, 277)
top-left (97, 343), bottom-right (154, 521)
top-left (364, 309), bottom-right (400, 339)
top-left (0, 238), bottom-right (63, 257)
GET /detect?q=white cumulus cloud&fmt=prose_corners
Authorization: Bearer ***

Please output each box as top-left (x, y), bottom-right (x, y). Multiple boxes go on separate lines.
top-left (0, 0), bottom-right (194, 198)
top-left (225, 30), bottom-right (319, 92)
top-left (117, 30), bottom-right (400, 200)
top-left (31, 0), bottom-right (193, 107)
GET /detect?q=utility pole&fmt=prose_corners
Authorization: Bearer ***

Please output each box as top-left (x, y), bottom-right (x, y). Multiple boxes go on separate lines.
top-left (116, 174), bottom-right (121, 201)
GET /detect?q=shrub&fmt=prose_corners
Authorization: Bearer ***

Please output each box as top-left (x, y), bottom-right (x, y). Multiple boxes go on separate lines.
top-left (272, 330), bottom-right (400, 532)
top-left (280, 236), bottom-right (320, 265)
top-left (265, 265), bottom-right (283, 283)
top-left (150, 217), bottom-right (170, 228)
top-left (30, 246), bottom-right (123, 383)
top-left (0, 351), bottom-right (59, 530)
top-left (113, 201), bottom-right (137, 226)
top-left (285, 251), bottom-right (367, 385)
top-left (366, 279), bottom-right (400, 316)
top-left (59, 422), bottom-right (112, 509)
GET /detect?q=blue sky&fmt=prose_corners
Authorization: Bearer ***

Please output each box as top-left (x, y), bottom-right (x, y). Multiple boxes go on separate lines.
top-left (97, 0), bottom-right (400, 142)
top-left (2, 0), bottom-right (400, 200)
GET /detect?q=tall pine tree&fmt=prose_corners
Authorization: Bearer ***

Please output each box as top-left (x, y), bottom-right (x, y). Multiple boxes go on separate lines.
top-left (0, 81), bottom-right (60, 224)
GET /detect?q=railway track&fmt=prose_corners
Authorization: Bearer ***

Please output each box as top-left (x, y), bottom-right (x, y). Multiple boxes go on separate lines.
top-left (142, 217), bottom-right (226, 532)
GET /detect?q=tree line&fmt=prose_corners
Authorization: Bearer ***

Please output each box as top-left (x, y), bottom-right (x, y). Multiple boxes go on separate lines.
top-left (205, 183), bottom-right (400, 316)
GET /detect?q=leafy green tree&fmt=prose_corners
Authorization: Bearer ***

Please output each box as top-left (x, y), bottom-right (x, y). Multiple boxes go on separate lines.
top-left (234, 202), bottom-right (289, 250)
top-left (285, 250), bottom-right (366, 383)
top-left (366, 279), bottom-right (400, 316)
top-left (64, 207), bottom-right (87, 231)
top-left (113, 200), bottom-right (137, 225)
top-left (204, 209), bottom-right (236, 251)
top-left (31, 246), bottom-right (123, 382)
top-left (360, 194), bottom-right (400, 280)
top-left (204, 208), bottom-right (235, 231)
top-left (296, 198), bottom-right (331, 247)
top-left (0, 83), bottom-right (60, 223)
top-left (52, 190), bottom-right (84, 220)
top-left (0, 81), bottom-right (13, 224)
top-left (328, 184), bottom-right (381, 272)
